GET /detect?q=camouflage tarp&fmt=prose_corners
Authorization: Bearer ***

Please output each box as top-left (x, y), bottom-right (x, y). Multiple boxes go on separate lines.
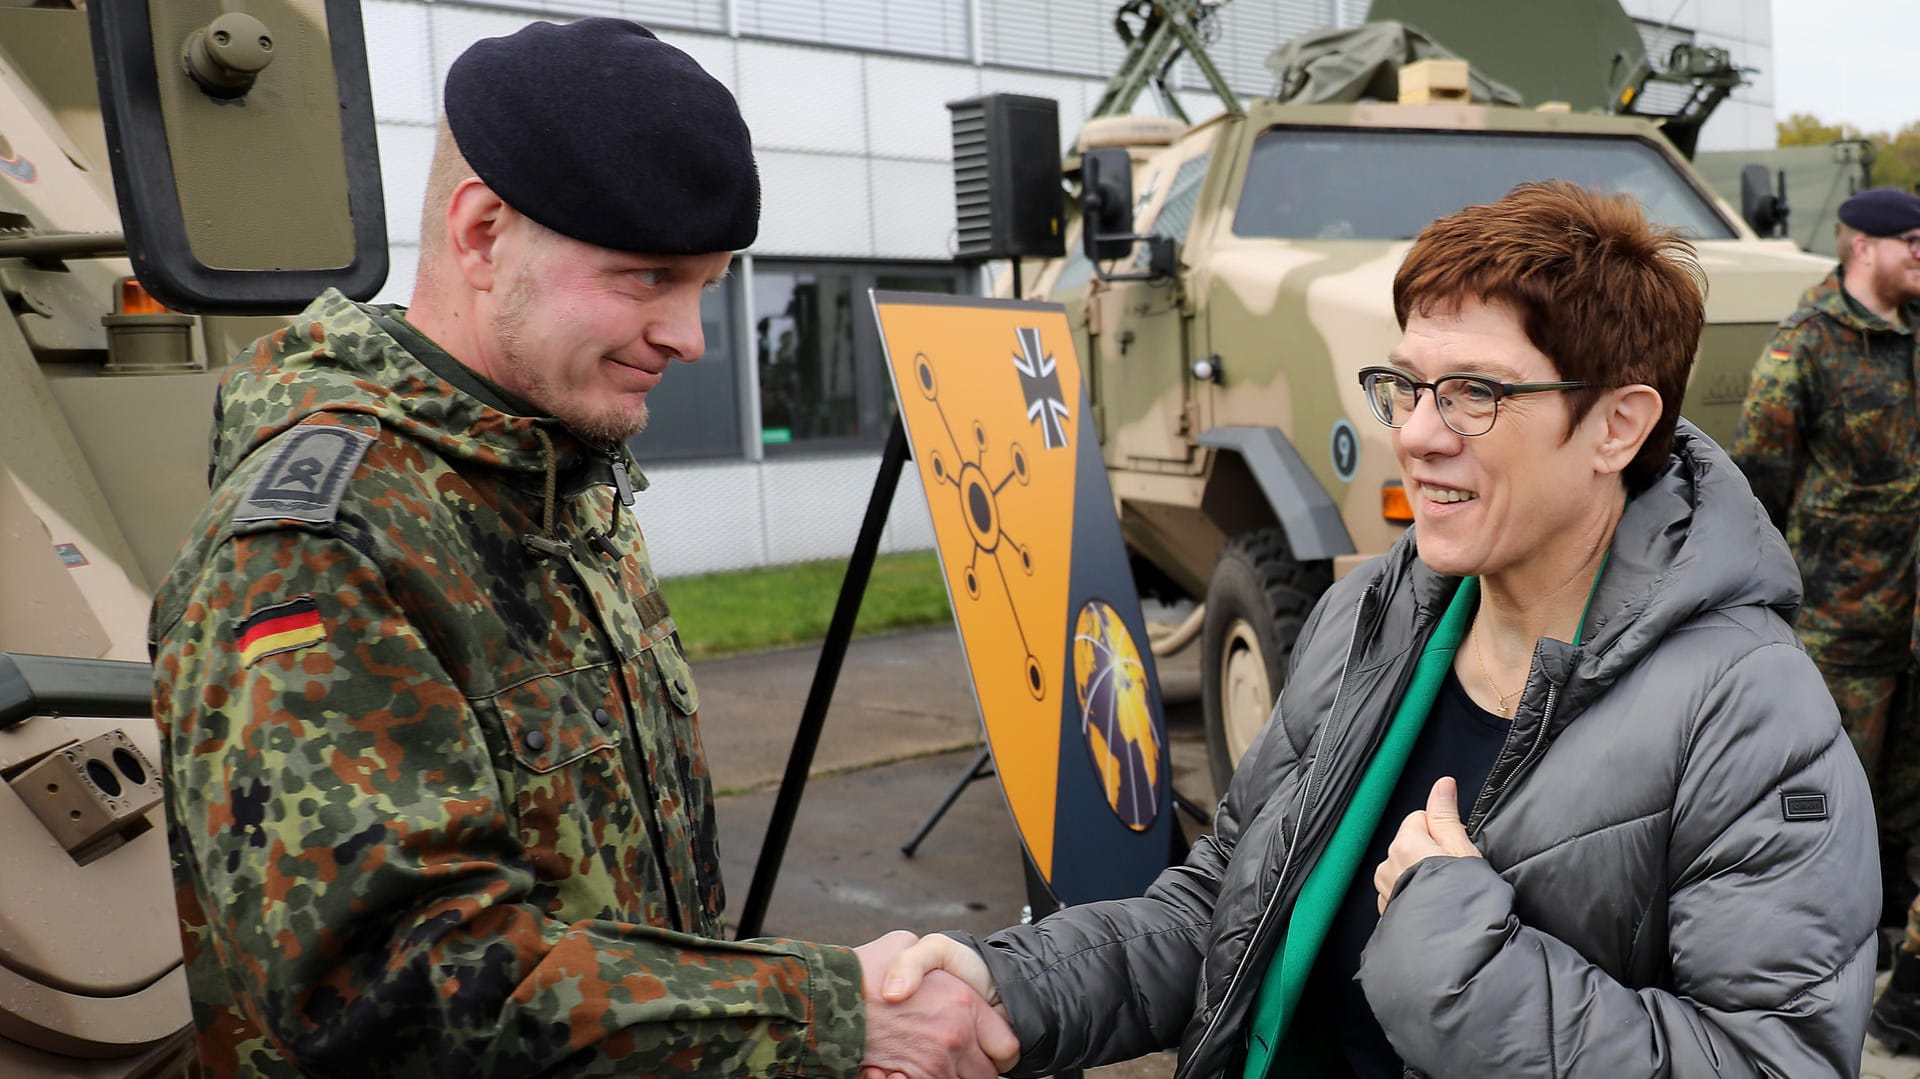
top-left (1267, 21), bottom-right (1524, 107)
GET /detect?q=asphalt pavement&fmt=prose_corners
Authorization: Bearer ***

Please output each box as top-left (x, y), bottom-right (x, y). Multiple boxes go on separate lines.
top-left (693, 624), bottom-right (1916, 1078)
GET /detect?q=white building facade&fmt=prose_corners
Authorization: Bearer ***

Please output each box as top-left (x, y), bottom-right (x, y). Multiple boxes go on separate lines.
top-left (361, 0), bottom-right (1776, 579)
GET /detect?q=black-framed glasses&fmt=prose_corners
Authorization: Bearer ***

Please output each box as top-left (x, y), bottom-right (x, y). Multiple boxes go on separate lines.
top-left (1887, 233), bottom-right (1920, 259)
top-left (1357, 366), bottom-right (1588, 437)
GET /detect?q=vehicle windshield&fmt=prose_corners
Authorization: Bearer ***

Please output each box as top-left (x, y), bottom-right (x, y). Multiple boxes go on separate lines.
top-left (1234, 128), bottom-right (1737, 241)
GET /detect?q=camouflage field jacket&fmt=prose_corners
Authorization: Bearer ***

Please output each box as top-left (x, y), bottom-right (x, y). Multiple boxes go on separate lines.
top-left (149, 290), bottom-right (865, 1077)
top-left (1731, 269), bottom-right (1920, 672)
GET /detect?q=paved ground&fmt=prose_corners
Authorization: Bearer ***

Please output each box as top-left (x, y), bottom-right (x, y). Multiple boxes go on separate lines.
top-left (694, 625), bottom-right (1917, 1078)
top-left (1868, 978), bottom-right (1920, 1079)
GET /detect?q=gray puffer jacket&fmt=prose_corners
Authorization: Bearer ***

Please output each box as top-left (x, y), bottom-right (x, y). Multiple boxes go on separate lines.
top-left (956, 425), bottom-right (1877, 1077)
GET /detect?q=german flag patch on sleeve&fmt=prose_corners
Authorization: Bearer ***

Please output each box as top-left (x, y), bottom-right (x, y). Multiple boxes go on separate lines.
top-left (236, 596), bottom-right (326, 667)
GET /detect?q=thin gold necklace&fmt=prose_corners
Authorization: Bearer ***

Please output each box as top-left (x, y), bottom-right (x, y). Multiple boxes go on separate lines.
top-left (1471, 624), bottom-right (1525, 717)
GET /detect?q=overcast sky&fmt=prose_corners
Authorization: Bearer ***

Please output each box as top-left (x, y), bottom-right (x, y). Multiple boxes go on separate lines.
top-left (1772, 0), bottom-right (1916, 134)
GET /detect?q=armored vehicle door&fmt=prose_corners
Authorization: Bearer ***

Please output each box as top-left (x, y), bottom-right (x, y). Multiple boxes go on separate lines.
top-left (1085, 132), bottom-right (1215, 473)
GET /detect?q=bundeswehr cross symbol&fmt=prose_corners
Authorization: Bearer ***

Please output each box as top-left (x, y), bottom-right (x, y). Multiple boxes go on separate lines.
top-left (1014, 327), bottom-right (1070, 450)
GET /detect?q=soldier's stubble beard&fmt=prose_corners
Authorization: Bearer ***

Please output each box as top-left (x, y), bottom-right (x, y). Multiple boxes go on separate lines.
top-left (490, 261), bottom-right (650, 445)
top-left (1882, 255), bottom-right (1920, 309)
top-left (1859, 241), bottom-right (1920, 310)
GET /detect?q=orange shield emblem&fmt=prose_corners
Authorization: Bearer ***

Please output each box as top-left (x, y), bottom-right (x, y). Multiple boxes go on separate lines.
top-left (874, 292), bottom-right (1172, 904)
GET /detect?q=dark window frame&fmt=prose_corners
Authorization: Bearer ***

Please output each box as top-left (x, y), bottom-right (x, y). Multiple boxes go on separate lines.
top-left (624, 259), bottom-right (747, 464)
top-left (754, 258), bottom-right (974, 456)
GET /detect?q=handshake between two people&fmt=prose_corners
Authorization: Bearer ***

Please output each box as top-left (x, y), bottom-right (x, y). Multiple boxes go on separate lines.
top-left (854, 930), bottom-right (1014, 1079)
top-left (847, 778), bottom-right (1482, 1079)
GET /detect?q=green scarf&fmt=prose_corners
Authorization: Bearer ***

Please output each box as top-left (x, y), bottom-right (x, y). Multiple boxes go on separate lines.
top-left (1241, 577), bottom-right (1478, 1078)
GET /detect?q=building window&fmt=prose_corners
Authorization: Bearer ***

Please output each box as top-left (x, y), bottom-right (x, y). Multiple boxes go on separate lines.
top-left (463, 0), bottom-right (727, 35)
top-left (977, 0), bottom-right (1112, 77)
top-left (734, 0), bottom-right (969, 60)
top-left (626, 269), bottom-right (744, 463)
top-left (755, 261), bottom-right (971, 452)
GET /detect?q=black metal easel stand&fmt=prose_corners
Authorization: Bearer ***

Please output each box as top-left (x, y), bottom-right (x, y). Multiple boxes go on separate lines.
top-left (903, 750), bottom-right (1212, 859)
top-left (736, 418), bottom-right (910, 941)
top-left (900, 745), bottom-right (995, 856)
top-left (730, 265), bottom-right (1133, 1078)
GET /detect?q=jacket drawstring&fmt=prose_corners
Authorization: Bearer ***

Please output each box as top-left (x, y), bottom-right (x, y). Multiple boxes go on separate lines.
top-left (586, 445), bottom-right (638, 559)
top-left (522, 426), bottom-right (573, 559)
top-left (608, 445), bottom-right (636, 507)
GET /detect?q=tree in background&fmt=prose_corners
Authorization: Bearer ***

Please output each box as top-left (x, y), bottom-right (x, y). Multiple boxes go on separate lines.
top-left (1779, 112), bottom-right (1920, 196)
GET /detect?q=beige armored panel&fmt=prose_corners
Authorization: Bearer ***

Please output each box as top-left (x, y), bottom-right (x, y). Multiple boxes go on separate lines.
top-left (1, 3), bottom-right (384, 1075)
top-left (1077, 115), bottom-right (1189, 151)
top-left (1, 654), bottom-right (192, 1075)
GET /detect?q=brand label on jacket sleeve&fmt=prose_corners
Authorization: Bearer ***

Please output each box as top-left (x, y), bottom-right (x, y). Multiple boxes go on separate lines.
top-left (1781, 792), bottom-right (1828, 821)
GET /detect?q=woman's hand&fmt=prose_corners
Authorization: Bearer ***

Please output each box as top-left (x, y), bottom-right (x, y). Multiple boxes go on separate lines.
top-left (877, 933), bottom-right (1003, 1016)
top-left (1374, 776), bottom-right (1484, 914)
top-left (855, 931), bottom-right (1016, 1079)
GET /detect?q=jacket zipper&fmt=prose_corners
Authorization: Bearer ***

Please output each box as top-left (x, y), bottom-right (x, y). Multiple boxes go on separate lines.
top-left (1176, 586), bottom-right (1376, 1079)
top-left (1386, 683), bottom-right (1561, 1079)
top-left (1468, 679), bottom-right (1560, 838)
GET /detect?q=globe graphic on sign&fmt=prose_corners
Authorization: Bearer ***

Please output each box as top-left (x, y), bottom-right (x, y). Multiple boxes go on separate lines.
top-left (1072, 600), bottom-right (1162, 832)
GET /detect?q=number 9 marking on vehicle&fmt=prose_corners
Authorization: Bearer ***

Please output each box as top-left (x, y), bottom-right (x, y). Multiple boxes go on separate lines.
top-left (1330, 419), bottom-right (1359, 483)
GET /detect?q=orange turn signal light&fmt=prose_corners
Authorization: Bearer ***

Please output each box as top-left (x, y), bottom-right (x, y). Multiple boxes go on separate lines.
top-left (1382, 481), bottom-right (1414, 523)
top-left (117, 277), bottom-right (170, 316)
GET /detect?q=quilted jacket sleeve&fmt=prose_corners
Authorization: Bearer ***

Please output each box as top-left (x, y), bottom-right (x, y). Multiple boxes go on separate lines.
top-left (1359, 641), bottom-right (1877, 1078)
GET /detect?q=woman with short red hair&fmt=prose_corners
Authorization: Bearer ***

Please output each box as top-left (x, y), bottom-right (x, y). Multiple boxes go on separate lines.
top-left (880, 181), bottom-right (1878, 1078)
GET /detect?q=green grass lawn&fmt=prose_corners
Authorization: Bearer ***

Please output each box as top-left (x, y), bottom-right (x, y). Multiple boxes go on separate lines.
top-left (666, 551), bottom-right (955, 660)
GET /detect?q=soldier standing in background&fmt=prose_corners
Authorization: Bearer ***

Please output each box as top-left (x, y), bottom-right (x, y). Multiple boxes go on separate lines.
top-left (147, 19), bottom-right (1014, 1078)
top-left (1731, 186), bottom-right (1920, 1054)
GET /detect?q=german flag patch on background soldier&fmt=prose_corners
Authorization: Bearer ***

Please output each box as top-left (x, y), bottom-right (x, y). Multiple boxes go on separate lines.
top-left (236, 597), bottom-right (326, 666)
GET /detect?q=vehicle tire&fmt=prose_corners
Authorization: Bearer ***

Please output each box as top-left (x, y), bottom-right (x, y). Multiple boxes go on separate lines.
top-left (1200, 528), bottom-right (1331, 798)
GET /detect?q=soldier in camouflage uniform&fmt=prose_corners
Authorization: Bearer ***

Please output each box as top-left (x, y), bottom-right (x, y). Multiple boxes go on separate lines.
top-left (1730, 186), bottom-right (1920, 1052)
top-left (147, 19), bottom-right (1015, 1078)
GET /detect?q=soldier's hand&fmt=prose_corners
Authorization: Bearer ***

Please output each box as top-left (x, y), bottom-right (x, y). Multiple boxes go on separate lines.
top-left (1373, 776), bottom-right (1483, 915)
top-left (854, 930), bottom-right (1018, 1079)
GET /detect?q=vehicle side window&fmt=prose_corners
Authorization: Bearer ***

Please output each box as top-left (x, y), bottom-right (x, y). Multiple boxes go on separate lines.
top-left (1054, 239), bottom-right (1096, 293)
top-left (1149, 153), bottom-right (1211, 244)
top-left (1055, 150), bottom-right (1211, 291)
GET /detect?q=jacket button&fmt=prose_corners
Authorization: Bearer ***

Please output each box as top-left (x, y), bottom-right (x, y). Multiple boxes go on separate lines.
top-left (673, 678), bottom-right (688, 696)
top-left (592, 707), bottom-right (613, 727)
top-left (523, 729), bottom-right (549, 752)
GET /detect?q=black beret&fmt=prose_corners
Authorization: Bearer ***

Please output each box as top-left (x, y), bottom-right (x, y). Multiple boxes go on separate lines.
top-left (1837, 187), bottom-right (1920, 237)
top-left (445, 18), bottom-right (759, 254)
